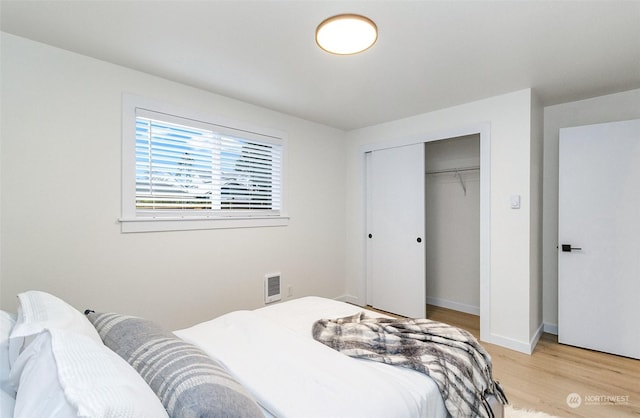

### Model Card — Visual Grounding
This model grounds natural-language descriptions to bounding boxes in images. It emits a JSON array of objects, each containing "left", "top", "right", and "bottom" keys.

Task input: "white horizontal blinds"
[
  {"left": 136, "top": 117, "right": 215, "bottom": 211},
  {"left": 135, "top": 111, "right": 281, "bottom": 216},
  {"left": 218, "top": 135, "right": 282, "bottom": 211}
]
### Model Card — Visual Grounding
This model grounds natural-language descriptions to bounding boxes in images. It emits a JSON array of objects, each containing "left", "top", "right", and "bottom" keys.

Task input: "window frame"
[{"left": 120, "top": 94, "right": 288, "bottom": 233}]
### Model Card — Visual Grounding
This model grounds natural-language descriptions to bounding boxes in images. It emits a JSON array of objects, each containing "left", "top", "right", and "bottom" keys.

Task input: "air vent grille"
[{"left": 264, "top": 273, "right": 281, "bottom": 303}]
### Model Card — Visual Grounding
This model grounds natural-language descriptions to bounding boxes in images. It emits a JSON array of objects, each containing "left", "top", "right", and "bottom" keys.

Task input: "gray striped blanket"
[{"left": 312, "top": 313, "right": 507, "bottom": 418}]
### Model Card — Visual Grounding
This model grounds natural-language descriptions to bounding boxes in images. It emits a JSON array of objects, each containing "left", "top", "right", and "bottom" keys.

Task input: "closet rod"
[{"left": 425, "top": 165, "right": 480, "bottom": 175}]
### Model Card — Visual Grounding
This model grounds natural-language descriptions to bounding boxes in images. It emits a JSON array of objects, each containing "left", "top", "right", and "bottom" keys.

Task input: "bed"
[
  {"left": 1, "top": 291, "right": 505, "bottom": 418},
  {"left": 176, "top": 296, "right": 448, "bottom": 418}
]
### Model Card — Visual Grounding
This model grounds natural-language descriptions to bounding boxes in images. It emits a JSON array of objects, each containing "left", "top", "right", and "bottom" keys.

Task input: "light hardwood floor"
[{"left": 426, "top": 305, "right": 640, "bottom": 417}]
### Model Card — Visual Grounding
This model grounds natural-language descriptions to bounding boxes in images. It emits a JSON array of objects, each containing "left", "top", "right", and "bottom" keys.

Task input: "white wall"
[
  {"left": 0, "top": 33, "right": 347, "bottom": 330},
  {"left": 345, "top": 89, "right": 543, "bottom": 353},
  {"left": 542, "top": 88, "right": 640, "bottom": 332},
  {"left": 425, "top": 135, "right": 480, "bottom": 314},
  {"left": 6, "top": 31, "right": 611, "bottom": 352}
]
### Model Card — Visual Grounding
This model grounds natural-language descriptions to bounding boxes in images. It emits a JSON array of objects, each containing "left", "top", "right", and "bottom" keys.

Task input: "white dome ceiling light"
[{"left": 316, "top": 14, "right": 378, "bottom": 55}]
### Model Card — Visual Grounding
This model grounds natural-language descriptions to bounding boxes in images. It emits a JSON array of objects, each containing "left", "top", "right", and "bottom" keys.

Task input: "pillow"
[
  {"left": 9, "top": 329, "right": 168, "bottom": 418},
  {"left": 0, "top": 310, "right": 16, "bottom": 397},
  {"left": 87, "top": 312, "right": 263, "bottom": 418},
  {"left": 9, "top": 291, "right": 102, "bottom": 366},
  {"left": 0, "top": 388, "right": 15, "bottom": 418}
]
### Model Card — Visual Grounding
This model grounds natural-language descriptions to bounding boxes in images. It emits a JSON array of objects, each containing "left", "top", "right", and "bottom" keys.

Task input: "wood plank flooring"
[{"left": 426, "top": 305, "right": 640, "bottom": 417}]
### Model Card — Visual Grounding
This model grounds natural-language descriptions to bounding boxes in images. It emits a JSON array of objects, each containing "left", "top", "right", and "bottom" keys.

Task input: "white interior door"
[
  {"left": 367, "top": 143, "right": 425, "bottom": 318},
  {"left": 558, "top": 118, "right": 640, "bottom": 359}
]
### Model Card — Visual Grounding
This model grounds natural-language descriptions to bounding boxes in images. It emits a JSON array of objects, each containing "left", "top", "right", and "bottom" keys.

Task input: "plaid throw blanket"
[{"left": 312, "top": 313, "right": 507, "bottom": 418}]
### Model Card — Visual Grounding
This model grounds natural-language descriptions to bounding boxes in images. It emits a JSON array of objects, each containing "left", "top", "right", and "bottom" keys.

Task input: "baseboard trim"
[
  {"left": 543, "top": 322, "right": 558, "bottom": 335},
  {"left": 426, "top": 297, "right": 480, "bottom": 316},
  {"left": 482, "top": 323, "right": 543, "bottom": 355},
  {"left": 530, "top": 323, "right": 544, "bottom": 353},
  {"left": 335, "top": 294, "right": 360, "bottom": 305},
  {"left": 484, "top": 333, "right": 533, "bottom": 355}
]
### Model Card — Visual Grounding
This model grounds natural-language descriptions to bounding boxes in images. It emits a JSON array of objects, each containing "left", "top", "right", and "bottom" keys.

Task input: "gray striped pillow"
[{"left": 86, "top": 312, "right": 263, "bottom": 418}]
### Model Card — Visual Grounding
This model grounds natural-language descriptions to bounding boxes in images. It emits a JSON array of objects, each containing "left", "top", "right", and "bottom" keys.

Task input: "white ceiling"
[{"left": 1, "top": 1, "right": 639, "bottom": 130}]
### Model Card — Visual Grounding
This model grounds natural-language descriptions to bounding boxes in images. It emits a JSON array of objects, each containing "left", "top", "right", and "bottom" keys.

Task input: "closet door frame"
[{"left": 361, "top": 123, "right": 491, "bottom": 341}]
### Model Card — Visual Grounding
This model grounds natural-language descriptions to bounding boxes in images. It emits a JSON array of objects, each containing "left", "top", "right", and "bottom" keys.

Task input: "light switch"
[{"left": 510, "top": 195, "right": 521, "bottom": 209}]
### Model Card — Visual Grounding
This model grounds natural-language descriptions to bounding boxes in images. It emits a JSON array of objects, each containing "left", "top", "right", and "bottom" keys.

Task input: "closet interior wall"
[{"left": 425, "top": 134, "right": 481, "bottom": 315}]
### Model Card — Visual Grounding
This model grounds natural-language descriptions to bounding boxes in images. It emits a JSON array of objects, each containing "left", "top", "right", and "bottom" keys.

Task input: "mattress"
[{"left": 174, "top": 296, "right": 447, "bottom": 418}]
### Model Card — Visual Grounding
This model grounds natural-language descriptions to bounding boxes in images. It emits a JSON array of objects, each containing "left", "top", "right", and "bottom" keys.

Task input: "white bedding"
[{"left": 174, "top": 296, "right": 446, "bottom": 418}]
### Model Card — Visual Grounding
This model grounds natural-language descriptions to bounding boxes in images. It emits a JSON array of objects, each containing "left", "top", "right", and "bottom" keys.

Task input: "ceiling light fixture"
[{"left": 316, "top": 14, "right": 378, "bottom": 55}]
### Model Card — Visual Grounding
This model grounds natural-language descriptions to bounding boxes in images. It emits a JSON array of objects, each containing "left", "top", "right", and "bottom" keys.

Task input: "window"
[{"left": 121, "top": 96, "right": 287, "bottom": 232}]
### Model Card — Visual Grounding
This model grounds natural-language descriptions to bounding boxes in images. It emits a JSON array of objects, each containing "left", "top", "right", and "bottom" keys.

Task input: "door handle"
[{"left": 561, "top": 244, "right": 582, "bottom": 252}]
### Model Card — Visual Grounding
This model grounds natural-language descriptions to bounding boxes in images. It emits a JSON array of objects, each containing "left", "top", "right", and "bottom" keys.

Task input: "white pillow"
[
  {"left": 9, "top": 291, "right": 102, "bottom": 366},
  {"left": 0, "top": 310, "right": 16, "bottom": 396},
  {"left": 10, "top": 329, "right": 169, "bottom": 418},
  {"left": 0, "top": 388, "right": 15, "bottom": 418}
]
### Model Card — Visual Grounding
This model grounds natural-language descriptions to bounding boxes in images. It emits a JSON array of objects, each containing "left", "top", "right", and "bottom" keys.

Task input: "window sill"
[{"left": 119, "top": 215, "right": 289, "bottom": 233}]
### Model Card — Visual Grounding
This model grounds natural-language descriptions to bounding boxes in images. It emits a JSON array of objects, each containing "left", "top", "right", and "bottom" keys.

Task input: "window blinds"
[{"left": 135, "top": 113, "right": 282, "bottom": 216}]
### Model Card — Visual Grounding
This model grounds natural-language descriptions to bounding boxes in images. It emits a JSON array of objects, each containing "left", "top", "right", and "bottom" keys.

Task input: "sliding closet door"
[{"left": 367, "top": 143, "right": 425, "bottom": 318}]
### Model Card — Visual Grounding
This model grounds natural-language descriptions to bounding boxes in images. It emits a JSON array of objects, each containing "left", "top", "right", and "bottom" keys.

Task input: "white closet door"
[
  {"left": 367, "top": 143, "right": 425, "bottom": 318},
  {"left": 558, "top": 118, "right": 640, "bottom": 359}
]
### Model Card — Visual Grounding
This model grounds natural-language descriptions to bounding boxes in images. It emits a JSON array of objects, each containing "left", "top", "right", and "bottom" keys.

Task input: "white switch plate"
[{"left": 510, "top": 195, "right": 521, "bottom": 209}]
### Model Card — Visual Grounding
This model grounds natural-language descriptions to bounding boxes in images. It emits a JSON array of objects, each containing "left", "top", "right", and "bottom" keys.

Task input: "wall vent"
[{"left": 264, "top": 273, "right": 282, "bottom": 303}]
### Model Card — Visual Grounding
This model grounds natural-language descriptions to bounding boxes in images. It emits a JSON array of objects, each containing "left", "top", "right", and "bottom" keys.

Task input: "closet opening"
[
  {"left": 363, "top": 123, "right": 490, "bottom": 341},
  {"left": 425, "top": 134, "right": 481, "bottom": 319}
]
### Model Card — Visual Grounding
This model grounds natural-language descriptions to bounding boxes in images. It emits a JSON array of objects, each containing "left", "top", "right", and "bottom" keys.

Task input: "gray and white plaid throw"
[{"left": 313, "top": 313, "right": 507, "bottom": 418}]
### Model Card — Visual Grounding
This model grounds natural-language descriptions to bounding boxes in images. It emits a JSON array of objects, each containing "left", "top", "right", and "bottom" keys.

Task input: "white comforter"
[{"left": 174, "top": 297, "right": 446, "bottom": 418}]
